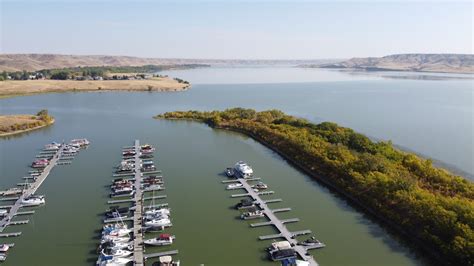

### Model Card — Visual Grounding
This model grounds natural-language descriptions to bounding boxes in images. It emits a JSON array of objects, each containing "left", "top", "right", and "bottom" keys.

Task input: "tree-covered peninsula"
[{"left": 155, "top": 108, "right": 473, "bottom": 266}]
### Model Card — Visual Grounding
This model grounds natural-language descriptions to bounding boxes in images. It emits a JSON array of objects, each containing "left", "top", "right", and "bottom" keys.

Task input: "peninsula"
[
  {"left": 0, "top": 65, "right": 192, "bottom": 98},
  {"left": 0, "top": 110, "right": 54, "bottom": 137},
  {"left": 155, "top": 108, "right": 473, "bottom": 266}
]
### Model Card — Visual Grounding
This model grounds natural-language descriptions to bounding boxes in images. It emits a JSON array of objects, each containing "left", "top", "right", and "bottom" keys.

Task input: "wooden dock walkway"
[
  {"left": 233, "top": 178, "right": 319, "bottom": 266},
  {"left": 0, "top": 146, "right": 64, "bottom": 233},
  {"left": 132, "top": 140, "right": 144, "bottom": 266}
]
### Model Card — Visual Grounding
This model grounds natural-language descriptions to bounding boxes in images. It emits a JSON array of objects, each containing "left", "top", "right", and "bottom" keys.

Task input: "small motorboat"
[
  {"left": 100, "top": 236, "right": 130, "bottom": 245},
  {"left": 252, "top": 182, "right": 268, "bottom": 190},
  {"left": 104, "top": 228, "right": 132, "bottom": 237},
  {"left": 144, "top": 217, "right": 171, "bottom": 228},
  {"left": 144, "top": 208, "right": 170, "bottom": 216},
  {"left": 101, "top": 241, "right": 133, "bottom": 252},
  {"left": 101, "top": 248, "right": 132, "bottom": 258},
  {"left": 241, "top": 210, "right": 265, "bottom": 220},
  {"left": 299, "top": 236, "right": 326, "bottom": 248},
  {"left": 235, "top": 199, "right": 255, "bottom": 209},
  {"left": 157, "top": 255, "right": 180, "bottom": 266},
  {"left": 142, "top": 184, "right": 163, "bottom": 191},
  {"left": 21, "top": 195, "right": 45, "bottom": 206},
  {"left": 0, "top": 253, "right": 6, "bottom": 262},
  {"left": 144, "top": 234, "right": 175, "bottom": 246},
  {"left": 225, "top": 167, "right": 234, "bottom": 177},
  {"left": 0, "top": 209, "right": 8, "bottom": 216},
  {"left": 97, "top": 256, "right": 132, "bottom": 266},
  {"left": 111, "top": 190, "right": 135, "bottom": 198},
  {"left": 226, "top": 183, "right": 243, "bottom": 190},
  {"left": 0, "top": 244, "right": 10, "bottom": 253},
  {"left": 70, "top": 138, "right": 90, "bottom": 147}
]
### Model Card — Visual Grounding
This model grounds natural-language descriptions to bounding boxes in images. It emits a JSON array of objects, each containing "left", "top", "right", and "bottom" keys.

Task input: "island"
[
  {"left": 302, "top": 54, "right": 474, "bottom": 74},
  {"left": 155, "top": 108, "right": 473, "bottom": 266},
  {"left": 0, "top": 110, "right": 54, "bottom": 137},
  {"left": 0, "top": 65, "right": 193, "bottom": 98}
]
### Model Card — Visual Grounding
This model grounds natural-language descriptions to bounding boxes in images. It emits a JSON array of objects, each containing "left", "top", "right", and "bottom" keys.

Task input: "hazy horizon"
[{"left": 1, "top": 1, "right": 472, "bottom": 59}]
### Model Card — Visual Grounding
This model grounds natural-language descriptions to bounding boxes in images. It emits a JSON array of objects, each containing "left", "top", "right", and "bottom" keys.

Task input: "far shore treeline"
[
  {"left": 155, "top": 108, "right": 473, "bottom": 266},
  {"left": 0, "top": 64, "right": 208, "bottom": 81}
]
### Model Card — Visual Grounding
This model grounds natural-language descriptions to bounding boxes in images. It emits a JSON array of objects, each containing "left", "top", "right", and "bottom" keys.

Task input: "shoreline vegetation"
[
  {"left": 155, "top": 108, "right": 473, "bottom": 266},
  {"left": 0, "top": 110, "right": 54, "bottom": 137}
]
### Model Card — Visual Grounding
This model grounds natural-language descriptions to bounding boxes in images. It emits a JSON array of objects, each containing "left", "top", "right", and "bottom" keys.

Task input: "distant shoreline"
[{"left": 0, "top": 77, "right": 190, "bottom": 99}]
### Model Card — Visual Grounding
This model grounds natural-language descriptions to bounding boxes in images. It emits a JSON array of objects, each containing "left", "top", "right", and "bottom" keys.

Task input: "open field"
[
  {"left": 0, "top": 114, "right": 55, "bottom": 136},
  {"left": 0, "top": 77, "right": 189, "bottom": 98}
]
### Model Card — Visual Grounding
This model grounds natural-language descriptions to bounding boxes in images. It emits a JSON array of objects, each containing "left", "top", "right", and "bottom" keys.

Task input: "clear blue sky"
[{"left": 0, "top": 0, "right": 472, "bottom": 59}]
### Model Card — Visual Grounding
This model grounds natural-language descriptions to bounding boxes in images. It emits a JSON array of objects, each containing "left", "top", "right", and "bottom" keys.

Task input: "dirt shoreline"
[{"left": 0, "top": 78, "right": 190, "bottom": 99}]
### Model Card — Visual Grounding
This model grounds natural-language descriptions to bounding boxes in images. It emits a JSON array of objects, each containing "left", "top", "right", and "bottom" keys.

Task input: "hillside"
[
  {"left": 305, "top": 54, "right": 474, "bottom": 74},
  {"left": 0, "top": 54, "right": 336, "bottom": 72}
]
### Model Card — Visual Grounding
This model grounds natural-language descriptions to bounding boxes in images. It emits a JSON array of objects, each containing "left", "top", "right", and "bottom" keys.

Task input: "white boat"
[
  {"left": 159, "top": 255, "right": 180, "bottom": 266},
  {"left": 98, "top": 257, "right": 132, "bottom": 266},
  {"left": 233, "top": 161, "right": 254, "bottom": 178},
  {"left": 100, "top": 236, "right": 130, "bottom": 244},
  {"left": 108, "top": 242, "right": 133, "bottom": 251},
  {"left": 0, "top": 253, "right": 6, "bottom": 262},
  {"left": 143, "top": 184, "right": 163, "bottom": 191},
  {"left": 226, "top": 183, "right": 243, "bottom": 190},
  {"left": 106, "top": 228, "right": 132, "bottom": 237},
  {"left": 0, "top": 209, "right": 8, "bottom": 216},
  {"left": 70, "top": 138, "right": 90, "bottom": 147},
  {"left": 144, "top": 217, "right": 171, "bottom": 228},
  {"left": 0, "top": 244, "right": 10, "bottom": 252},
  {"left": 144, "top": 208, "right": 170, "bottom": 216},
  {"left": 241, "top": 210, "right": 265, "bottom": 220},
  {"left": 101, "top": 249, "right": 132, "bottom": 258},
  {"left": 144, "top": 234, "right": 175, "bottom": 246},
  {"left": 21, "top": 195, "right": 45, "bottom": 206}
]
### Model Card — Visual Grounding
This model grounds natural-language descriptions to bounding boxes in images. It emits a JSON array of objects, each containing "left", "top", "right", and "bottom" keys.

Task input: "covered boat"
[
  {"left": 233, "top": 161, "right": 254, "bottom": 178},
  {"left": 21, "top": 195, "right": 45, "bottom": 206}
]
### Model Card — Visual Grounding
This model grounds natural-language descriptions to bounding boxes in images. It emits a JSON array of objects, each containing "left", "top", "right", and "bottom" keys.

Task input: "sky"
[{"left": 0, "top": 0, "right": 472, "bottom": 59}]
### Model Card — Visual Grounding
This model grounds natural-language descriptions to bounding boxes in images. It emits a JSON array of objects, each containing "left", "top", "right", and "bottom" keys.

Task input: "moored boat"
[
  {"left": 233, "top": 161, "right": 254, "bottom": 178},
  {"left": 226, "top": 183, "right": 243, "bottom": 190},
  {"left": 21, "top": 195, "right": 45, "bottom": 206},
  {"left": 241, "top": 209, "right": 265, "bottom": 220},
  {"left": 144, "top": 234, "right": 175, "bottom": 246},
  {"left": 225, "top": 167, "right": 234, "bottom": 177},
  {"left": 156, "top": 255, "right": 180, "bottom": 266}
]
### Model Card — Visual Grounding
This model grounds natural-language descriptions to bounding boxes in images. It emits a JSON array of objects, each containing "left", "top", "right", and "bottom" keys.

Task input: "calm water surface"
[{"left": 0, "top": 67, "right": 472, "bottom": 265}]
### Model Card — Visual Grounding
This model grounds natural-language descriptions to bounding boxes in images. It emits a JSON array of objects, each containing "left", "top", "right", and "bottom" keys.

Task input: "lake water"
[{"left": 0, "top": 67, "right": 472, "bottom": 265}]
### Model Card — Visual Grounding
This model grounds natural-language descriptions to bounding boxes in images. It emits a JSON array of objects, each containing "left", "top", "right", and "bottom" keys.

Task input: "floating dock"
[
  {"left": 132, "top": 140, "right": 145, "bottom": 266},
  {"left": 0, "top": 146, "right": 64, "bottom": 233},
  {"left": 228, "top": 177, "right": 320, "bottom": 266}
]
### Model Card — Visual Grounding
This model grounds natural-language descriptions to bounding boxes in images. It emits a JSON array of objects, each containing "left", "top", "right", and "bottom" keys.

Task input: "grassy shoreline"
[
  {"left": 0, "top": 77, "right": 190, "bottom": 99},
  {"left": 0, "top": 118, "right": 55, "bottom": 137},
  {"left": 0, "top": 111, "right": 55, "bottom": 137},
  {"left": 155, "top": 108, "right": 473, "bottom": 266}
]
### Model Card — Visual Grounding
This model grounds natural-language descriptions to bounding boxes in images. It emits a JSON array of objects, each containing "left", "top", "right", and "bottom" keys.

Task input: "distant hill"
[
  {"left": 0, "top": 54, "right": 336, "bottom": 72},
  {"left": 304, "top": 54, "right": 474, "bottom": 74}
]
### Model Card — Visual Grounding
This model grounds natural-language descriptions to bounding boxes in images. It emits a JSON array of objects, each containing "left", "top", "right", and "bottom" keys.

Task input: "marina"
[
  {"left": 0, "top": 139, "right": 89, "bottom": 262},
  {"left": 96, "top": 140, "right": 180, "bottom": 266},
  {"left": 223, "top": 161, "right": 325, "bottom": 266}
]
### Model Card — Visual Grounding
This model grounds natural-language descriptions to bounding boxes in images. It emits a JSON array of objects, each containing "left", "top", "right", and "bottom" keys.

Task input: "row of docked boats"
[
  {"left": 223, "top": 162, "right": 325, "bottom": 264},
  {"left": 97, "top": 143, "right": 180, "bottom": 266},
  {"left": 0, "top": 139, "right": 90, "bottom": 263}
]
